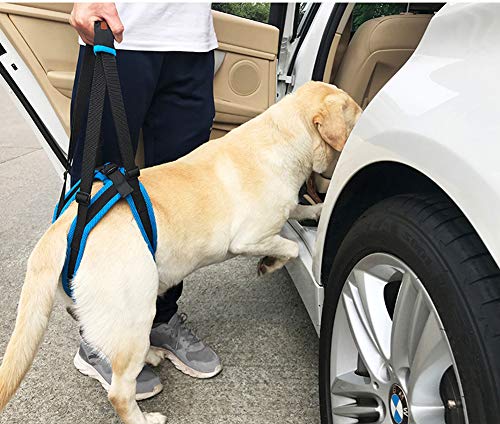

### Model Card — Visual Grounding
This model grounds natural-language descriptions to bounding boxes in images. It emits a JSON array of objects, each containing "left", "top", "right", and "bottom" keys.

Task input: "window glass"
[
  {"left": 296, "top": 3, "right": 314, "bottom": 37},
  {"left": 212, "top": 3, "right": 271, "bottom": 24},
  {"left": 352, "top": 3, "right": 407, "bottom": 31}
]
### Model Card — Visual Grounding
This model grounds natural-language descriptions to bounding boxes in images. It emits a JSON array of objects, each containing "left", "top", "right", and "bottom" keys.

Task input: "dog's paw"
[
  {"left": 144, "top": 412, "right": 167, "bottom": 424},
  {"left": 146, "top": 348, "right": 165, "bottom": 367},
  {"left": 311, "top": 203, "right": 323, "bottom": 220},
  {"left": 258, "top": 256, "right": 289, "bottom": 276},
  {"left": 258, "top": 256, "right": 277, "bottom": 276}
]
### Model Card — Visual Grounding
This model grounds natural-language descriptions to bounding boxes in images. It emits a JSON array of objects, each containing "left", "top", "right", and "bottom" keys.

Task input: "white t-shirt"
[{"left": 80, "top": 3, "right": 218, "bottom": 52}]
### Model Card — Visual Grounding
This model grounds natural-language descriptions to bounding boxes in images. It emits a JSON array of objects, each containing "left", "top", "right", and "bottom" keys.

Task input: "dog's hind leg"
[
  {"left": 72, "top": 220, "right": 165, "bottom": 423},
  {"left": 145, "top": 348, "right": 165, "bottom": 367},
  {"left": 109, "top": 350, "right": 166, "bottom": 424}
]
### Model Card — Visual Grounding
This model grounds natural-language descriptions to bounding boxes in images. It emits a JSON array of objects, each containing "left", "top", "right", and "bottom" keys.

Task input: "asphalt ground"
[{"left": 0, "top": 83, "right": 320, "bottom": 423}]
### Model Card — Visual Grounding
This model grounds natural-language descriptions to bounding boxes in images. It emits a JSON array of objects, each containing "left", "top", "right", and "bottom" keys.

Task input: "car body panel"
[
  {"left": 313, "top": 3, "right": 500, "bottom": 287},
  {"left": 282, "top": 221, "right": 323, "bottom": 333}
]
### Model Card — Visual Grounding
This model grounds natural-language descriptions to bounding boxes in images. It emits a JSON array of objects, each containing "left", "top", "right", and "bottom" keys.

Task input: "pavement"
[{"left": 0, "top": 83, "right": 320, "bottom": 424}]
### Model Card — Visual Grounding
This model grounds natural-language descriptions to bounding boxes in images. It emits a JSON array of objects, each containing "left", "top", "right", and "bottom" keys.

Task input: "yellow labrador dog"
[{"left": 0, "top": 81, "right": 361, "bottom": 423}]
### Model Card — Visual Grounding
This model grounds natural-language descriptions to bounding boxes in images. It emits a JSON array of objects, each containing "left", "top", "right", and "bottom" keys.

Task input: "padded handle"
[{"left": 94, "top": 21, "right": 115, "bottom": 48}]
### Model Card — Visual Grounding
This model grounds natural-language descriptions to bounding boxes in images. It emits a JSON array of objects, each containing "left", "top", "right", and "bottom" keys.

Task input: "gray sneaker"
[
  {"left": 74, "top": 340, "right": 163, "bottom": 401},
  {"left": 150, "top": 313, "right": 222, "bottom": 379}
]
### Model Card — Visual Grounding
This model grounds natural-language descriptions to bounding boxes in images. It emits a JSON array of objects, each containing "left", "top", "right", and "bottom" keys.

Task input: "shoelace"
[
  {"left": 88, "top": 352, "right": 101, "bottom": 365},
  {"left": 176, "top": 313, "right": 200, "bottom": 346}
]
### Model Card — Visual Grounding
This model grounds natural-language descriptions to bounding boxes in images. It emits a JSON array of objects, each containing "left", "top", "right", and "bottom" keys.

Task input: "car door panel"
[
  {"left": 211, "top": 11, "right": 278, "bottom": 138},
  {"left": 0, "top": 3, "right": 279, "bottom": 150},
  {"left": 0, "top": 3, "right": 76, "bottom": 134}
]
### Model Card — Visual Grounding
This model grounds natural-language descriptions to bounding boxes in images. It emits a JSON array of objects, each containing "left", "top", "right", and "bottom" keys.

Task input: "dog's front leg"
[
  {"left": 231, "top": 235, "right": 299, "bottom": 276},
  {"left": 289, "top": 203, "right": 323, "bottom": 221}
]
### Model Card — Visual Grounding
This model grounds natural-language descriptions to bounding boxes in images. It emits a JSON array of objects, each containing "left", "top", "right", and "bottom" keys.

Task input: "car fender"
[{"left": 314, "top": 3, "right": 500, "bottom": 283}]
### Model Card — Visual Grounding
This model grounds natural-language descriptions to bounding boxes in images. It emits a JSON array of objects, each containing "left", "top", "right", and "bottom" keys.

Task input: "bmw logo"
[{"left": 389, "top": 384, "right": 409, "bottom": 424}]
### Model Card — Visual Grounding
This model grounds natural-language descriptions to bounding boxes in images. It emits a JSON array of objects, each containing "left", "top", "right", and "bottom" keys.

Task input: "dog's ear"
[{"left": 312, "top": 93, "right": 361, "bottom": 152}]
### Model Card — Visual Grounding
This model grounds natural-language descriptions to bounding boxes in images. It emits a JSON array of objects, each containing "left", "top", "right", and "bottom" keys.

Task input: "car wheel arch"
[{"left": 319, "top": 161, "right": 457, "bottom": 286}]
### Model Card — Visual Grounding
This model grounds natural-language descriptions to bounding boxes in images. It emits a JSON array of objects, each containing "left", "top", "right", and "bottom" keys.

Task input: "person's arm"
[{"left": 70, "top": 2, "right": 124, "bottom": 45}]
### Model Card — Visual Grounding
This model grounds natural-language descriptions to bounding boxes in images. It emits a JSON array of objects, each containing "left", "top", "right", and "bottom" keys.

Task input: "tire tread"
[
  {"left": 320, "top": 192, "right": 500, "bottom": 424},
  {"left": 379, "top": 194, "right": 500, "bottom": 403}
]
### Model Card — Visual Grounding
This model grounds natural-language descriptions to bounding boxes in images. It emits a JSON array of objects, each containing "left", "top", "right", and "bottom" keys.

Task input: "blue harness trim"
[
  {"left": 93, "top": 45, "right": 116, "bottom": 56},
  {"left": 53, "top": 167, "right": 156, "bottom": 298}
]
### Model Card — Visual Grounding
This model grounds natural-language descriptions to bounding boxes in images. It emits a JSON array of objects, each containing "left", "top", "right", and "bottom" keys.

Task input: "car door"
[{"left": 0, "top": 2, "right": 279, "bottom": 173}]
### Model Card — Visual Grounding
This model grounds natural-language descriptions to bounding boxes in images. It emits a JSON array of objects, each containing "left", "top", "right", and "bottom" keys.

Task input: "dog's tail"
[{"left": 0, "top": 222, "right": 67, "bottom": 410}]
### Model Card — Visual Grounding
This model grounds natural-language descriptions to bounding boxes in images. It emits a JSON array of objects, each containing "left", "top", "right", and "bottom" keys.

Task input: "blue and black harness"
[{"left": 53, "top": 22, "right": 156, "bottom": 298}]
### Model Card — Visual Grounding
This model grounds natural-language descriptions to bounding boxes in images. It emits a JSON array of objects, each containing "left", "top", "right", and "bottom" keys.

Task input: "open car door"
[{"left": 0, "top": 3, "right": 279, "bottom": 174}]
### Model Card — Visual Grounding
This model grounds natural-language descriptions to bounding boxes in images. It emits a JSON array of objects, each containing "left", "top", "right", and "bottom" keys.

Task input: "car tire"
[{"left": 319, "top": 193, "right": 500, "bottom": 424}]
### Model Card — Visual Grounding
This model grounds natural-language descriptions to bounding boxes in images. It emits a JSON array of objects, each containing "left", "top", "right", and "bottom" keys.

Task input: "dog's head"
[{"left": 296, "top": 82, "right": 362, "bottom": 173}]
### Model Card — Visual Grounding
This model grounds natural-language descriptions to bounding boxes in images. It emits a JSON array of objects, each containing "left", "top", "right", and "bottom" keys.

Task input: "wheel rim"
[{"left": 330, "top": 253, "right": 468, "bottom": 424}]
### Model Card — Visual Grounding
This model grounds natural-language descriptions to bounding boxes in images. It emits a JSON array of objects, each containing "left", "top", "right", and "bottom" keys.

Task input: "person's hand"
[{"left": 70, "top": 3, "right": 124, "bottom": 45}]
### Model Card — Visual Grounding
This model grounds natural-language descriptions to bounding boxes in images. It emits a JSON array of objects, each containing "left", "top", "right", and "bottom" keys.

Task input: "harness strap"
[
  {"left": 99, "top": 52, "right": 155, "bottom": 246},
  {"left": 67, "top": 49, "right": 108, "bottom": 283},
  {"left": 57, "top": 168, "right": 157, "bottom": 297},
  {"left": 62, "top": 177, "right": 120, "bottom": 297},
  {"left": 102, "top": 163, "right": 133, "bottom": 197},
  {"left": 55, "top": 47, "right": 95, "bottom": 218},
  {"left": 54, "top": 21, "right": 156, "bottom": 295}
]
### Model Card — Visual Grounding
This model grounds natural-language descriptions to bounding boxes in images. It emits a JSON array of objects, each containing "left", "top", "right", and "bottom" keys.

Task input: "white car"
[{"left": 0, "top": 3, "right": 498, "bottom": 424}]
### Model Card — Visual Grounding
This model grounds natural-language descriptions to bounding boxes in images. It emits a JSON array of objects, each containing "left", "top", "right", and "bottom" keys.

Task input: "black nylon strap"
[
  {"left": 67, "top": 54, "right": 107, "bottom": 280},
  {"left": 128, "top": 178, "right": 154, "bottom": 244},
  {"left": 103, "top": 164, "right": 134, "bottom": 198},
  {"left": 87, "top": 185, "right": 118, "bottom": 223},
  {"left": 55, "top": 177, "right": 81, "bottom": 219},
  {"left": 55, "top": 46, "right": 95, "bottom": 218},
  {"left": 100, "top": 52, "right": 154, "bottom": 246},
  {"left": 69, "top": 47, "right": 95, "bottom": 169},
  {"left": 68, "top": 182, "right": 118, "bottom": 282},
  {"left": 65, "top": 21, "right": 155, "bottom": 283},
  {"left": 100, "top": 54, "right": 136, "bottom": 173}
]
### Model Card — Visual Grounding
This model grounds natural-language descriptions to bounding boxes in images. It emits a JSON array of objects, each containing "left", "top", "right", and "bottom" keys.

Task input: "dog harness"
[{"left": 53, "top": 22, "right": 157, "bottom": 298}]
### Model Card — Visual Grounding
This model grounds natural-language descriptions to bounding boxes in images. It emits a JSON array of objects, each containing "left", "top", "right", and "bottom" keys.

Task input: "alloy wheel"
[{"left": 329, "top": 253, "right": 467, "bottom": 424}]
